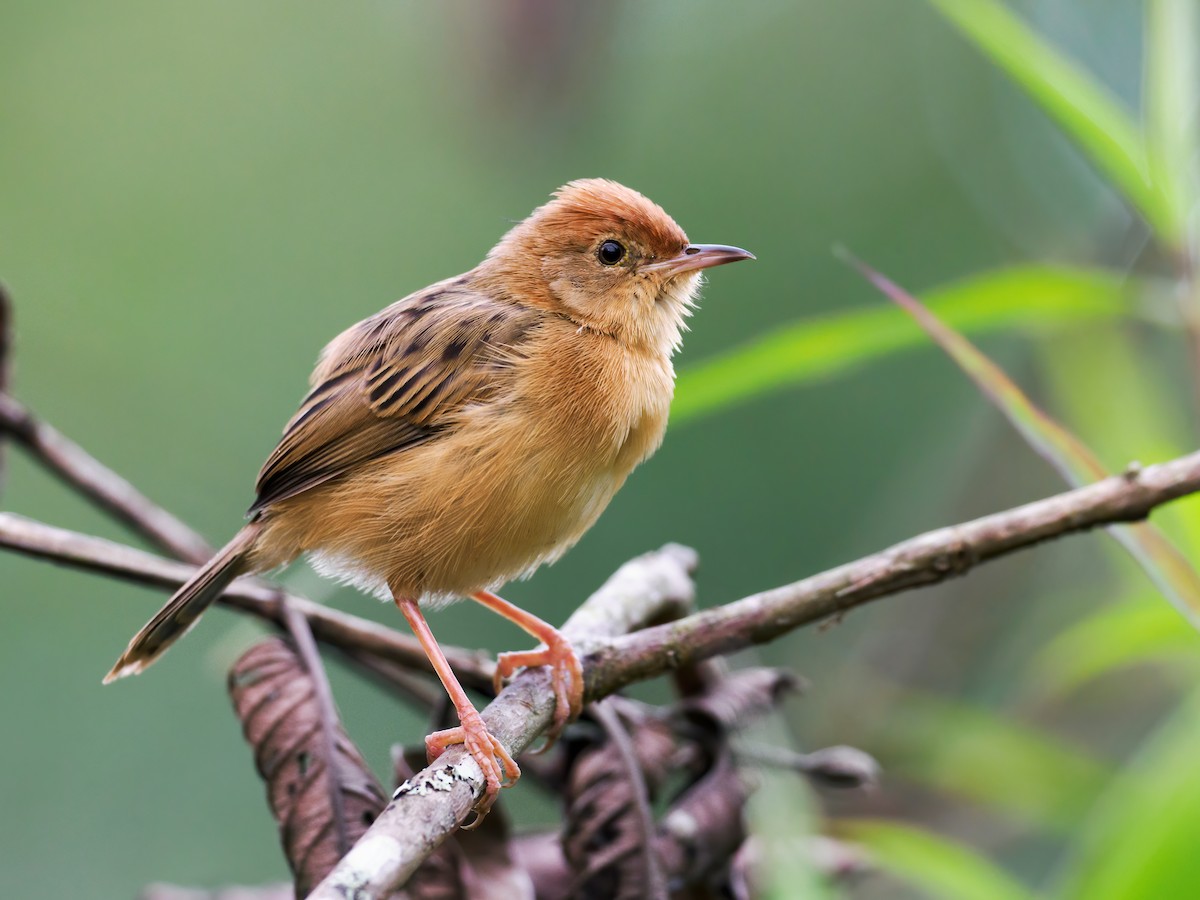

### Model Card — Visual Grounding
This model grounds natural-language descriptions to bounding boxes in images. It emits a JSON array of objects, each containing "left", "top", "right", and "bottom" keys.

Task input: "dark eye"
[{"left": 597, "top": 239, "right": 626, "bottom": 266}]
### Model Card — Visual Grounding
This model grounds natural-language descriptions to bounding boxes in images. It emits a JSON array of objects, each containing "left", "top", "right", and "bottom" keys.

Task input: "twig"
[
  {"left": 0, "top": 512, "right": 495, "bottom": 692},
  {"left": 736, "top": 743, "right": 880, "bottom": 790},
  {"left": 586, "top": 451, "right": 1200, "bottom": 697},
  {"left": 334, "top": 645, "right": 444, "bottom": 709},
  {"left": 0, "top": 393, "right": 213, "bottom": 562},
  {"left": 311, "top": 450, "right": 1200, "bottom": 899}
]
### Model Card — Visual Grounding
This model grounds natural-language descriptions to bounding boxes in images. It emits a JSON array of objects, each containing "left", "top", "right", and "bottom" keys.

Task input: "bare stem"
[
  {"left": 0, "top": 393, "right": 212, "bottom": 562},
  {"left": 587, "top": 452, "right": 1200, "bottom": 696},
  {"left": 0, "top": 512, "right": 495, "bottom": 692}
]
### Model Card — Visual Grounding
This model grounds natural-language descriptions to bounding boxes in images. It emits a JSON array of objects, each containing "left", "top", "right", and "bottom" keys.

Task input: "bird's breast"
[
  {"left": 527, "top": 329, "right": 674, "bottom": 476},
  {"left": 258, "top": 327, "right": 676, "bottom": 602}
]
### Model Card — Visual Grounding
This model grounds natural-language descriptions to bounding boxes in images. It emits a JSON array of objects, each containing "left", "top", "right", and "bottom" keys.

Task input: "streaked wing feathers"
[{"left": 250, "top": 284, "right": 537, "bottom": 514}]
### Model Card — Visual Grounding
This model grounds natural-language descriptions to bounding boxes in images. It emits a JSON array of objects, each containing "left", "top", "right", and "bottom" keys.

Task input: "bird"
[{"left": 104, "top": 178, "right": 753, "bottom": 822}]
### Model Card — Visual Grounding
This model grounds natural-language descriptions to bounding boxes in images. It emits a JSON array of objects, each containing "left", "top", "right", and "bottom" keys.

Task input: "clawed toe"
[
  {"left": 425, "top": 716, "right": 520, "bottom": 828},
  {"left": 494, "top": 636, "right": 583, "bottom": 753}
]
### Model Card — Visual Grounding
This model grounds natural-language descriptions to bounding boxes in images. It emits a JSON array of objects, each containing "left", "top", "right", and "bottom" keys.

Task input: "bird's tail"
[{"left": 103, "top": 524, "right": 261, "bottom": 684}]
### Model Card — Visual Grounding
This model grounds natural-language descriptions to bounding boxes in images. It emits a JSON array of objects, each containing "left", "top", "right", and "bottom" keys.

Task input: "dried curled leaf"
[
  {"left": 656, "top": 754, "right": 748, "bottom": 889},
  {"left": 563, "top": 702, "right": 676, "bottom": 900},
  {"left": 681, "top": 667, "right": 802, "bottom": 733},
  {"left": 228, "top": 638, "right": 387, "bottom": 898}
]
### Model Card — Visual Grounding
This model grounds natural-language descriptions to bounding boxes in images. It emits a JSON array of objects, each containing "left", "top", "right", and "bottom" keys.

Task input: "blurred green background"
[{"left": 3, "top": 1, "right": 1199, "bottom": 897}]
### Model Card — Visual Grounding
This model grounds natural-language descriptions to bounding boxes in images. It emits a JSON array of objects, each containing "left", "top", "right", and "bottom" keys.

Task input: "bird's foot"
[
  {"left": 425, "top": 711, "right": 520, "bottom": 829},
  {"left": 493, "top": 631, "right": 584, "bottom": 752}
]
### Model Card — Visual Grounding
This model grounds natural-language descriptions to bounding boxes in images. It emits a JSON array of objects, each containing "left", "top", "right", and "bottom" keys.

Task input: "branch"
[
  {"left": 587, "top": 451, "right": 1200, "bottom": 696},
  {"left": 0, "top": 392, "right": 213, "bottom": 562},
  {"left": 311, "top": 450, "right": 1200, "bottom": 899},
  {"left": 0, "top": 512, "right": 495, "bottom": 692}
]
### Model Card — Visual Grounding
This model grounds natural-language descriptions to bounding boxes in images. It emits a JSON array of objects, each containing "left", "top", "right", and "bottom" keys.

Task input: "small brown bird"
[{"left": 105, "top": 179, "right": 752, "bottom": 819}]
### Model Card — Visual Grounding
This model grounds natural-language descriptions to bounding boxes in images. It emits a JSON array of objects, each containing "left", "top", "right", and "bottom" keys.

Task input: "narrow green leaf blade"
[
  {"left": 849, "top": 256, "right": 1200, "bottom": 627},
  {"left": 672, "top": 265, "right": 1127, "bottom": 424},
  {"left": 1054, "top": 688, "right": 1200, "bottom": 900},
  {"left": 1032, "top": 595, "right": 1200, "bottom": 698},
  {"left": 926, "top": 0, "right": 1173, "bottom": 242},
  {"left": 880, "top": 694, "right": 1109, "bottom": 831},
  {"left": 1145, "top": 0, "right": 1199, "bottom": 249},
  {"left": 841, "top": 819, "right": 1035, "bottom": 900}
]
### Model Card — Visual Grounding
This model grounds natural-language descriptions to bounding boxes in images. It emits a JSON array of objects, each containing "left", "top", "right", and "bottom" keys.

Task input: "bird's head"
[{"left": 477, "top": 179, "right": 753, "bottom": 353}]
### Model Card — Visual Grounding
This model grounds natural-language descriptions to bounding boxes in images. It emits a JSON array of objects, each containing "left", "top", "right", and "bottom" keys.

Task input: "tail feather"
[{"left": 104, "top": 525, "right": 260, "bottom": 683}]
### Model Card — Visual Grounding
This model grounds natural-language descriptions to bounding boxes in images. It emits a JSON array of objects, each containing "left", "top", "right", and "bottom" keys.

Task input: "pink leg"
[
  {"left": 393, "top": 594, "right": 519, "bottom": 828},
  {"left": 470, "top": 590, "right": 584, "bottom": 751}
]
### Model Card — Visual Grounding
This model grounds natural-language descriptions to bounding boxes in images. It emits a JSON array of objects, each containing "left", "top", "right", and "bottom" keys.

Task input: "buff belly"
[{"left": 252, "top": 406, "right": 634, "bottom": 607}]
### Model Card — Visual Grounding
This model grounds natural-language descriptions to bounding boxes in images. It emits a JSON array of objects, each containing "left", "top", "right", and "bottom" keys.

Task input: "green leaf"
[
  {"left": 881, "top": 694, "right": 1109, "bottom": 831},
  {"left": 672, "top": 265, "right": 1128, "bottom": 424},
  {"left": 1145, "top": 0, "right": 1199, "bottom": 251},
  {"left": 1031, "top": 595, "right": 1200, "bottom": 698},
  {"left": 850, "top": 256, "right": 1200, "bottom": 628},
  {"left": 840, "top": 819, "right": 1035, "bottom": 900},
  {"left": 926, "top": 0, "right": 1175, "bottom": 243},
  {"left": 1053, "top": 688, "right": 1200, "bottom": 900}
]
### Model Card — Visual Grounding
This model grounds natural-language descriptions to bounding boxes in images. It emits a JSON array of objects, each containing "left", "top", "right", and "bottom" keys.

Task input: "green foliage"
[
  {"left": 926, "top": 0, "right": 1176, "bottom": 245},
  {"left": 825, "top": 3, "right": 1200, "bottom": 897},
  {"left": 1145, "top": 0, "right": 1200, "bottom": 247},
  {"left": 673, "top": 265, "right": 1128, "bottom": 424},
  {"left": 1052, "top": 689, "right": 1200, "bottom": 899},
  {"left": 880, "top": 694, "right": 1109, "bottom": 832},
  {"left": 840, "top": 819, "right": 1036, "bottom": 900},
  {"left": 1031, "top": 595, "right": 1200, "bottom": 699},
  {"left": 850, "top": 257, "right": 1200, "bottom": 627}
]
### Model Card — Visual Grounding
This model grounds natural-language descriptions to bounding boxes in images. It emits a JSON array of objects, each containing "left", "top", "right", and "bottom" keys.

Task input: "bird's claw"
[
  {"left": 493, "top": 634, "right": 584, "bottom": 753},
  {"left": 425, "top": 713, "right": 520, "bottom": 829}
]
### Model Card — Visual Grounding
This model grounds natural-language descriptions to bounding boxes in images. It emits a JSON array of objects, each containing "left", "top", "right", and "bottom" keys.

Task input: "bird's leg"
[
  {"left": 393, "top": 594, "right": 519, "bottom": 828},
  {"left": 470, "top": 589, "right": 584, "bottom": 751}
]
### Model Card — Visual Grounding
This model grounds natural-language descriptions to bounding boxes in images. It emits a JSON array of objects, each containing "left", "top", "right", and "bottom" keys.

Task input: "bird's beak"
[{"left": 641, "top": 243, "right": 755, "bottom": 277}]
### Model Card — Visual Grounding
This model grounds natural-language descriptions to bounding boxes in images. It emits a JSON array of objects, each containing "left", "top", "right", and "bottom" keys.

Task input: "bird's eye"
[{"left": 597, "top": 240, "right": 626, "bottom": 266}]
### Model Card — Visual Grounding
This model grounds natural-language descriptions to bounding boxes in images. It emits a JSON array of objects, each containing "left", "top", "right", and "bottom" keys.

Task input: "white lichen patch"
[{"left": 392, "top": 765, "right": 466, "bottom": 799}]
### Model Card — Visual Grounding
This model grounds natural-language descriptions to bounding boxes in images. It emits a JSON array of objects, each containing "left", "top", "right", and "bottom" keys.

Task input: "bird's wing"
[{"left": 249, "top": 282, "right": 540, "bottom": 514}]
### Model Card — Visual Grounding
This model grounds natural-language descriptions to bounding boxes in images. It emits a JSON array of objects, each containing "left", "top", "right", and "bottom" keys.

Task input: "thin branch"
[
  {"left": 0, "top": 512, "right": 495, "bottom": 692},
  {"left": 334, "top": 645, "right": 445, "bottom": 709},
  {"left": 587, "top": 451, "right": 1200, "bottom": 697},
  {"left": 311, "top": 450, "right": 1200, "bottom": 899},
  {"left": 0, "top": 393, "right": 213, "bottom": 562},
  {"left": 736, "top": 743, "right": 880, "bottom": 790}
]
